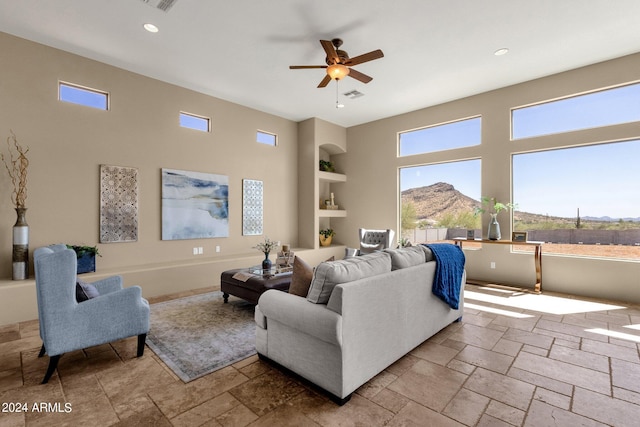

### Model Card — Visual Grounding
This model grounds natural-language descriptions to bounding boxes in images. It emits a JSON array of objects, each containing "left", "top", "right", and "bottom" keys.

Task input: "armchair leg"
[
  {"left": 137, "top": 333, "right": 147, "bottom": 357},
  {"left": 42, "top": 355, "right": 61, "bottom": 384},
  {"left": 38, "top": 344, "right": 46, "bottom": 358}
]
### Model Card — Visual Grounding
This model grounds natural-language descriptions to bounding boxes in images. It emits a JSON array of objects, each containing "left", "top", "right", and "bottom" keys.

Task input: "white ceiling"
[{"left": 1, "top": 0, "right": 640, "bottom": 128}]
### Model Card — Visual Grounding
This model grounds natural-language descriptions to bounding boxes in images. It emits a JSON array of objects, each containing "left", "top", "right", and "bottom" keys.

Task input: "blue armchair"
[{"left": 34, "top": 244, "right": 150, "bottom": 384}]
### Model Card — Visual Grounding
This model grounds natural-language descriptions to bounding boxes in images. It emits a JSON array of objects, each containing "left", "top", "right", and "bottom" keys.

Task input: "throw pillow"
[
  {"left": 421, "top": 245, "right": 435, "bottom": 262},
  {"left": 307, "top": 251, "right": 392, "bottom": 304},
  {"left": 384, "top": 246, "right": 426, "bottom": 270},
  {"left": 288, "top": 255, "right": 337, "bottom": 297},
  {"left": 288, "top": 256, "right": 314, "bottom": 297},
  {"left": 76, "top": 280, "right": 100, "bottom": 303}
]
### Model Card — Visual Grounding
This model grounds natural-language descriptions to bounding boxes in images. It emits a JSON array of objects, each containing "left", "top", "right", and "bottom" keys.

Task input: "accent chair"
[
  {"left": 359, "top": 228, "right": 395, "bottom": 254},
  {"left": 33, "top": 244, "right": 150, "bottom": 384}
]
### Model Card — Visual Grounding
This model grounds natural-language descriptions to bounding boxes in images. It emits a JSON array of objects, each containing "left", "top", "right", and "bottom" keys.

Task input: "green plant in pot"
[
  {"left": 319, "top": 228, "right": 335, "bottom": 246},
  {"left": 319, "top": 160, "right": 335, "bottom": 172},
  {"left": 66, "top": 244, "right": 101, "bottom": 274},
  {"left": 473, "top": 197, "right": 517, "bottom": 240}
]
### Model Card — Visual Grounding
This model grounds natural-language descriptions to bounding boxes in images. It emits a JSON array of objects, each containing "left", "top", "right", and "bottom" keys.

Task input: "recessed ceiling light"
[
  {"left": 143, "top": 23, "right": 159, "bottom": 33},
  {"left": 494, "top": 48, "right": 509, "bottom": 56}
]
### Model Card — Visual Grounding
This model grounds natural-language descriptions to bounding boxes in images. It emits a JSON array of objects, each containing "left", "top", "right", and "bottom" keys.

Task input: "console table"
[{"left": 454, "top": 239, "right": 543, "bottom": 293}]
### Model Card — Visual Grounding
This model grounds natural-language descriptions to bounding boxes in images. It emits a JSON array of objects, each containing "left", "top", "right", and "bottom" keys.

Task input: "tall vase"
[
  {"left": 487, "top": 213, "right": 501, "bottom": 241},
  {"left": 261, "top": 252, "right": 272, "bottom": 272},
  {"left": 13, "top": 207, "right": 29, "bottom": 280}
]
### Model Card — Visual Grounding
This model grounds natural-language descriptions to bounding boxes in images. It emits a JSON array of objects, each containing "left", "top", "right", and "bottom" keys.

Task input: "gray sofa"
[{"left": 255, "top": 246, "right": 465, "bottom": 404}]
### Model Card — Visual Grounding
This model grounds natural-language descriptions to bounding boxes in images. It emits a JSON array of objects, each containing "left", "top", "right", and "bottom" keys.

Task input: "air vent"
[
  {"left": 140, "top": 0, "right": 177, "bottom": 12},
  {"left": 343, "top": 90, "right": 364, "bottom": 99}
]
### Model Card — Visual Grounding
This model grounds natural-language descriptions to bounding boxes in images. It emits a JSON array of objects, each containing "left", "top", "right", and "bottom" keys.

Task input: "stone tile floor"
[{"left": 1, "top": 284, "right": 640, "bottom": 426}]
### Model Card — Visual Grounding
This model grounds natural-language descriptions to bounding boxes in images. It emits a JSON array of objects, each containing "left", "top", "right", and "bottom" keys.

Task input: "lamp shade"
[{"left": 327, "top": 64, "right": 350, "bottom": 80}]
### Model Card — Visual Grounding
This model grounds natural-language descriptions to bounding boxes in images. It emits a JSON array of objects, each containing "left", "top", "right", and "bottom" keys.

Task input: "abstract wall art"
[
  {"left": 100, "top": 165, "right": 139, "bottom": 243},
  {"left": 161, "top": 168, "right": 229, "bottom": 240},
  {"left": 242, "top": 179, "right": 263, "bottom": 235}
]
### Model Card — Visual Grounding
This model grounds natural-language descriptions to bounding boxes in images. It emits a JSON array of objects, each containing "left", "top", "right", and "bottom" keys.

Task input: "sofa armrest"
[{"left": 257, "top": 290, "right": 342, "bottom": 346}]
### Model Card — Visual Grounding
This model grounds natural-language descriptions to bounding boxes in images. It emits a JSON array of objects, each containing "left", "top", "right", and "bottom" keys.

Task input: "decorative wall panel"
[
  {"left": 100, "top": 165, "right": 138, "bottom": 243},
  {"left": 242, "top": 179, "right": 263, "bottom": 235}
]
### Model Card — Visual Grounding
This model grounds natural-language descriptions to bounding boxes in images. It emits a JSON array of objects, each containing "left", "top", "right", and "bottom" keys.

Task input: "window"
[
  {"left": 179, "top": 112, "right": 210, "bottom": 132},
  {"left": 257, "top": 130, "right": 277, "bottom": 146},
  {"left": 58, "top": 82, "right": 108, "bottom": 110},
  {"left": 512, "top": 82, "right": 640, "bottom": 139},
  {"left": 512, "top": 140, "right": 640, "bottom": 260},
  {"left": 399, "top": 159, "right": 481, "bottom": 244},
  {"left": 399, "top": 117, "right": 481, "bottom": 157}
]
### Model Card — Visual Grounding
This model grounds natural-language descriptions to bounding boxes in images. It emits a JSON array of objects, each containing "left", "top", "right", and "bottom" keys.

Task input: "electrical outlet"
[
  {"left": 216, "top": 246, "right": 221, "bottom": 253},
  {"left": 198, "top": 247, "right": 203, "bottom": 255},
  {"left": 193, "top": 247, "right": 198, "bottom": 255},
  {"left": 490, "top": 262, "right": 496, "bottom": 269}
]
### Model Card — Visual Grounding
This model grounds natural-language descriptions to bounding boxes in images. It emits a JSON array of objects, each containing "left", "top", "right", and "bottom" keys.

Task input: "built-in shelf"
[
  {"left": 318, "top": 171, "right": 347, "bottom": 183},
  {"left": 319, "top": 209, "right": 347, "bottom": 218}
]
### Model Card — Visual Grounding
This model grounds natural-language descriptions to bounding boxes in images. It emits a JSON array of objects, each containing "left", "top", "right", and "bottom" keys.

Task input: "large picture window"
[
  {"left": 399, "top": 117, "right": 481, "bottom": 157},
  {"left": 512, "top": 140, "right": 640, "bottom": 260},
  {"left": 512, "top": 82, "right": 640, "bottom": 139},
  {"left": 399, "top": 159, "right": 481, "bottom": 245}
]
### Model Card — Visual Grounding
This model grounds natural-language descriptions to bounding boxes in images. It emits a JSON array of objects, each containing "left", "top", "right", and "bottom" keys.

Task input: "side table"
[{"left": 454, "top": 238, "right": 542, "bottom": 293}]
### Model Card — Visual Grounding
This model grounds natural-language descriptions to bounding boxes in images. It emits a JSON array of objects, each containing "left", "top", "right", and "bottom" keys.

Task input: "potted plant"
[
  {"left": 253, "top": 236, "right": 279, "bottom": 271},
  {"left": 319, "top": 160, "right": 335, "bottom": 172},
  {"left": 319, "top": 228, "right": 335, "bottom": 246},
  {"left": 67, "top": 245, "right": 101, "bottom": 274},
  {"left": 473, "top": 197, "right": 517, "bottom": 240}
]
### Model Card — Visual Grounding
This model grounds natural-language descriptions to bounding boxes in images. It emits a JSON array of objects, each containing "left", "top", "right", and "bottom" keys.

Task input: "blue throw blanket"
[{"left": 422, "top": 243, "right": 465, "bottom": 309}]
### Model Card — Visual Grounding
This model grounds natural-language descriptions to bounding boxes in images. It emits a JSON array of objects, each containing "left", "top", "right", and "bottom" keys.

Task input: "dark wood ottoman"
[{"left": 220, "top": 268, "right": 292, "bottom": 305}]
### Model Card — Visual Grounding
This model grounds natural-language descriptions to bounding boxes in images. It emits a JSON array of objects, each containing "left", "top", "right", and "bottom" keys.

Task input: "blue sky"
[{"left": 399, "top": 83, "right": 640, "bottom": 219}]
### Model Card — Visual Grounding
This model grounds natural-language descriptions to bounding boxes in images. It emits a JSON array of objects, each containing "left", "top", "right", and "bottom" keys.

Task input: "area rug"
[{"left": 146, "top": 291, "right": 256, "bottom": 382}]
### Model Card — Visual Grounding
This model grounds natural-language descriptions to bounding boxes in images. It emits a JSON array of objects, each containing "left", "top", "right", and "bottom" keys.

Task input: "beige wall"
[
  {"left": 1, "top": 30, "right": 639, "bottom": 325},
  {"left": 341, "top": 52, "right": 640, "bottom": 304},
  {"left": 0, "top": 32, "right": 319, "bottom": 324}
]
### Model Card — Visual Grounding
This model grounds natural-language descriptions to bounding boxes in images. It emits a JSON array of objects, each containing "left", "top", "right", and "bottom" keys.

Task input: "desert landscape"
[{"left": 402, "top": 182, "right": 640, "bottom": 260}]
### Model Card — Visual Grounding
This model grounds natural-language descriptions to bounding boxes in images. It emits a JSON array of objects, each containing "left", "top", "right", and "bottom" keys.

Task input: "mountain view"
[{"left": 401, "top": 182, "right": 640, "bottom": 230}]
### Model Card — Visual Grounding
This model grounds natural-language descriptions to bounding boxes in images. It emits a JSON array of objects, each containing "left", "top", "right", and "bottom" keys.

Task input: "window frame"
[
  {"left": 256, "top": 130, "right": 277, "bottom": 147},
  {"left": 179, "top": 111, "right": 211, "bottom": 132},
  {"left": 510, "top": 138, "right": 640, "bottom": 261},
  {"left": 398, "top": 115, "right": 482, "bottom": 157},
  {"left": 511, "top": 81, "right": 640, "bottom": 140},
  {"left": 58, "top": 81, "right": 109, "bottom": 110}
]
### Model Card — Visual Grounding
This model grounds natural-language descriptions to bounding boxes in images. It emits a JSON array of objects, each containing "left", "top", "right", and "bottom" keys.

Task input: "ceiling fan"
[{"left": 290, "top": 38, "right": 384, "bottom": 88}]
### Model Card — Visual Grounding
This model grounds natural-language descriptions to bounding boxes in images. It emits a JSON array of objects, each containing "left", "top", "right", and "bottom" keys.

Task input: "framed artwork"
[
  {"left": 242, "top": 179, "right": 263, "bottom": 235},
  {"left": 162, "top": 168, "right": 229, "bottom": 240},
  {"left": 466, "top": 229, "right": 475, "bottom": 240},
  {"left": 100, "top": 165, "right": 138, "bottom": 243},
  {"left": 512, "top": 231, "right": 528, "bottom": 242}
]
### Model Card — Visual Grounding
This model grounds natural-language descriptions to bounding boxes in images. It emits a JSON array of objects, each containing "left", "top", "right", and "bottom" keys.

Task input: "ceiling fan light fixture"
[{"left": 327, "top": 64, "right": 350, "bottom": 80}]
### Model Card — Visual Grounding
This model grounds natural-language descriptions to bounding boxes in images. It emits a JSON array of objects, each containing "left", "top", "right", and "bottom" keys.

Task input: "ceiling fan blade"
[
  {"left": 317, "top": 74, "right": 332, "bottom": 88},
  {"left": 320, "top": 40, "right": 339, "bottom": 64},
  {"left": 346, "top": 49, "right": 384, "bottom": 66},
  {"left": 290, "top": 65, "right": 328, "bottom": 69},
  {"left": 348, "top": 68, "right": 373, "bottom": 84}
]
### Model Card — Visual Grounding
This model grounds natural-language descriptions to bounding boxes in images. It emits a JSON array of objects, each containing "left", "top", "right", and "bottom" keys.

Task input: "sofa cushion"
[
  {"left": 384, "top": 246, "right": 426, "bottom": 270},
  {"left": 288, "top": 256, "right": 314, "bottom": 297},
  {"left": 307, "top": 251, "right": 392, "bottom": 304},
  {"left": 421, "top": 245, "right": 435, "bottom": 262}
]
